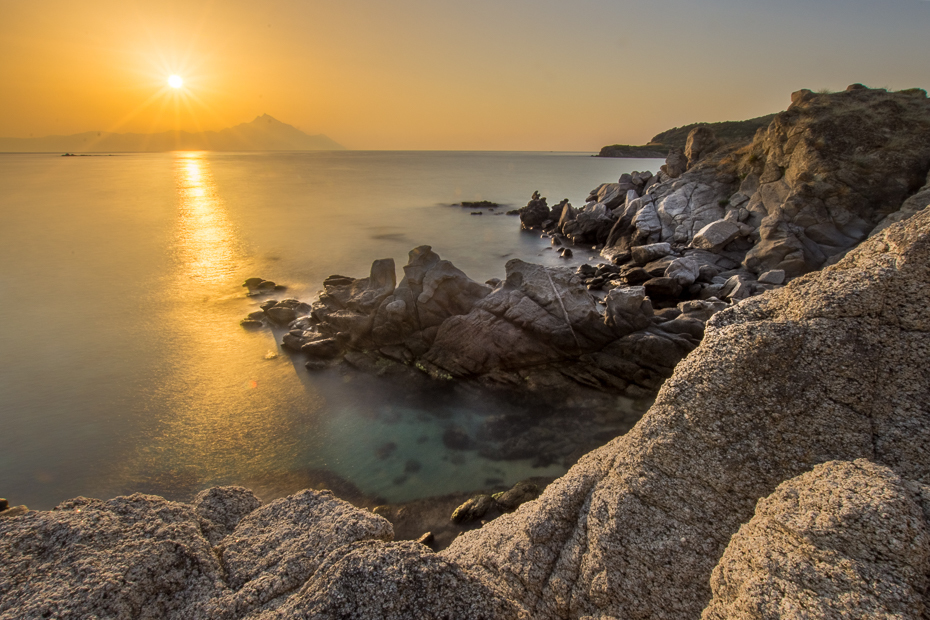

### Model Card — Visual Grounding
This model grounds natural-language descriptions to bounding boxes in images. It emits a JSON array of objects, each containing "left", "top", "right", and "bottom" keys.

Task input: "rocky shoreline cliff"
[
  {"left": 2, "top": 85, "right": 929, "bottom": 619},
  {"left": 246, "top": 85, "right": 930, "bottom": 411}
]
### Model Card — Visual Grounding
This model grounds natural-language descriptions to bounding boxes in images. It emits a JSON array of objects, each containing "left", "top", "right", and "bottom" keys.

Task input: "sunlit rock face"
[
  {"left": 599, "top": 86, "right": 930, "bottom": 280},
  {"left": 703, "top": 460, "right": 930, "bottom": 620}
]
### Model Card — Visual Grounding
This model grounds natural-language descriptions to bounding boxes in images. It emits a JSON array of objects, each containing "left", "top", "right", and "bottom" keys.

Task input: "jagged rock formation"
[
  {"left": 703, "top": 460, "right": 930, "bottom": 620},
  {"left": 443, "top": 201, "right": 930, "bottom": 619},
  {"left": 532, "top": 86, "right": 930, "bottom": 308},
  {"left": 282, "top": 246, "right": 725, "bottom": 401},
  {"left": 277, "top": 87, "right": 930, "bottom": 403}
]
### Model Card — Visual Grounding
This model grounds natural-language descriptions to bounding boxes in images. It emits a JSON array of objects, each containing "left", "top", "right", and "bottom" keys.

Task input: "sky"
[{"left": 1, "top": 0, "right": 929, "bottom": 150}]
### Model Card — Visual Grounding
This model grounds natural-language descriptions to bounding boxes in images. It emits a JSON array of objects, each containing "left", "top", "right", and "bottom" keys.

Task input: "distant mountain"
[{"left": 0, "top": 114, "right": 344, "bottom": 152}]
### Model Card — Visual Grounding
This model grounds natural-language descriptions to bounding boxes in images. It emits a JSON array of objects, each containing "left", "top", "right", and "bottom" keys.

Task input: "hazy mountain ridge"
[{"left": 0, "top": 114, "right": 344, "bottom": 152}]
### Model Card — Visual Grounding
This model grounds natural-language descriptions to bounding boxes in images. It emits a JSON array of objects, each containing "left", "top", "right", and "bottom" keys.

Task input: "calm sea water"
[{"left": 0, "top": 151, "right": 663, "bottom": 509}]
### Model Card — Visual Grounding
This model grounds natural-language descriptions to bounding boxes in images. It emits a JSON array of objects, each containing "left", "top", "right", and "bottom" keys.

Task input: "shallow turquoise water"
[{"left": 0, "top": 151, "right": 662, "bottom": 508}]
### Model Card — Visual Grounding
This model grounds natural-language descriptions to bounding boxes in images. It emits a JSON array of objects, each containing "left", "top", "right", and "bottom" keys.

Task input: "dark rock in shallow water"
[
  {"left": 296, "top": 245, "right": 725, "bottom": 402},
  {"left": 442, "top": 426, "right": 474, "bottom": 451},
  {"left": 265, "top": 305, "right": 297, "bottom": 325},
  {"left": 301, "top": 337, "right": 343, "bottom": 359},
  {"left": 517, "top": 191, "right": 551, "bottom": 229},
  {"left": 450, "top": 494, "right": 495, "bottom": 523},
  {"left": 375, "top": 442, "right": 397, "bottom": 460},
  {"left": 493, "top": 481, "right": 540, "bottom": 511}
]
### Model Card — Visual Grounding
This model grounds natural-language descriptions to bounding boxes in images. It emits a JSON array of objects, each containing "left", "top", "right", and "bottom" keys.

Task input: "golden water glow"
[
  {"left": 110, "top": 151, "right": 312, "bottom": 494},
  {"left": 174, "top": 152, "right": 237, "bottom": 284}
]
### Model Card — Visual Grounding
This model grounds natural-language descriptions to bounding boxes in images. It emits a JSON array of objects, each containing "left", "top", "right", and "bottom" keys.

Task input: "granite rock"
[{"left": 703, "top": 460, "right": 930, "bottom": 619}]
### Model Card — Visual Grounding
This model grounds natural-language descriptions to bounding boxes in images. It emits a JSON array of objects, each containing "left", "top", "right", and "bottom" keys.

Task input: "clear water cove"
[{"left": 0, "top": 150, "right": 664, "bottom": 508}]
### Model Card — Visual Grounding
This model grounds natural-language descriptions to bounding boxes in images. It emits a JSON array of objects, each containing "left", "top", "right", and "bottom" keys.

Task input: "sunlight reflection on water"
[
  {"left": 174, "top": 152, "right": 240, "bottom": 285},
  {"left": 112, "top": 152, "right": 324, "bottom": 499}
]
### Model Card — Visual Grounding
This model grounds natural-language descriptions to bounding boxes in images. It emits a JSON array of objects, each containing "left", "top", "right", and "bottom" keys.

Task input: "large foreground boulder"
[
  {"left": 0, "top": 494, "right": 225, "bottom": 619},
  {"left": 703, "top": 459, "right": 930, "bottom": 620},
  {"left": 0, "top": 489, "right": 516, "bottom": 620},
  {"left": 442, "top": 205, "right": 930, "bottom": 618}
]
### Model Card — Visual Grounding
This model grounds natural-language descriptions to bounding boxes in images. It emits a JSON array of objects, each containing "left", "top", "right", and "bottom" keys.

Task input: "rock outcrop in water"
[
  {"left": 282, "top": 246, "right": 728, "bottom": 401},
  {"left": 275, "top": 89, "right": 930, "bottom": 407}
]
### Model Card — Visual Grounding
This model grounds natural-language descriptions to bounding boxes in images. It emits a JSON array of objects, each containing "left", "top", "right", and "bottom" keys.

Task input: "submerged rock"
[{"left": 450, "top": 495, "right": 495, "bottom": 523}]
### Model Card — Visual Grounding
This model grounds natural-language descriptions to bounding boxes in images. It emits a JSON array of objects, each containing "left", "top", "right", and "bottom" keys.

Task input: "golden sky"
[{"left": 1, "top": 0, "right": 928, "bottom": 150}]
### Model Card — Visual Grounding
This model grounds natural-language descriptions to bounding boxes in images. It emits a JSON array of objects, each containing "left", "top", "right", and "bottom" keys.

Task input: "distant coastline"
[{"left": 597, "top": 113, "right": 776, "bottom": 158}]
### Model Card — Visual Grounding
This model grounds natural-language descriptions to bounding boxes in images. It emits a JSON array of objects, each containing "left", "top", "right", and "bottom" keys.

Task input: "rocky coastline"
[{"left": 2, "top": 85, "right": 930, "bottom": 618}]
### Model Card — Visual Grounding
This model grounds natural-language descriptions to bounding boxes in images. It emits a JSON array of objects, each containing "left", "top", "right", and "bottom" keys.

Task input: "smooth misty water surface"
[{"left": 0, "top": 151, "right": 663, "bottom": 509}]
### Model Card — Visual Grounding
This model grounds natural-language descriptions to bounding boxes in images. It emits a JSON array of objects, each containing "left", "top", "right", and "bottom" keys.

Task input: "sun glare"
[{"left": 168, "top": 75, "right": 184, "bottom": 89}]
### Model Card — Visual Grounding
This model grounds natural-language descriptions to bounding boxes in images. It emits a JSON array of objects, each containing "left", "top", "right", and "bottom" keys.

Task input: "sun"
[{"left": 168, "top": 75, "right": 184, "bottom": 89}]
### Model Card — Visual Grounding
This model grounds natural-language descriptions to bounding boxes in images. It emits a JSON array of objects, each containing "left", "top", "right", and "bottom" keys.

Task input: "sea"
[{"left": 0, "top": 150, "right": 664, "bottom": 510}]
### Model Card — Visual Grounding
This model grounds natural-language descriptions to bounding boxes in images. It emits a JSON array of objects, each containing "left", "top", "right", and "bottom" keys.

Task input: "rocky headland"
[
  {"left": 2, "top": 85, "right": 930, "bottom": 619},
  {"left": 596, "top": 113, "right": 776, "bottom": 158},
  {"left": 249, "top": 85, "right": 930, "bottom": 411}
]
